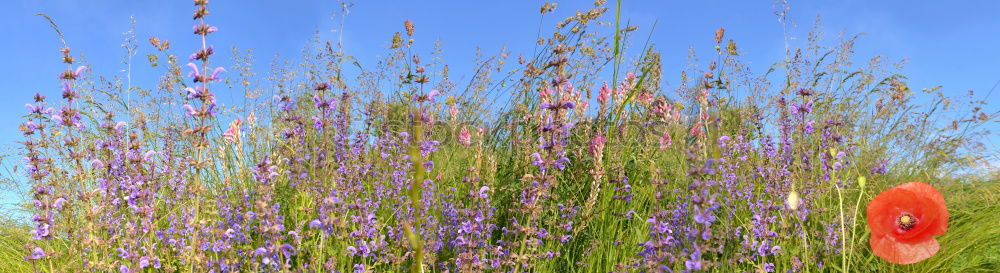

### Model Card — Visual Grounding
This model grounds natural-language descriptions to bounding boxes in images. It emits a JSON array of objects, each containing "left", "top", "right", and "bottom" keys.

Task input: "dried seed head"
[
  {"left": 540, "top": 2, "right": 557, "bottom": 14},
  {"left": 715, "top": 27, "right": 725, "bottom": 44},
  {"left": 404, "top": 19, "right": 415, "bottom": 36},
  {"left": 390, "top": 32, "right": 403, "bottom": 49}
]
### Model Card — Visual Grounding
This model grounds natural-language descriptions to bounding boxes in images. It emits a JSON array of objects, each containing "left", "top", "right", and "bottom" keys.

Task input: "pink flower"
[
  {"left": 223, "top": 118, "right": 243, "bottom": 143},
  {"left": 589, "top": 135, "right": 606, "bottom": 157},
  {"left": 540, "top": 87, "right": 553, "bottom": 100},
  {"left": 659, "top": 130, "right": 672, "bottom": 150},
  {"left": 458, "top": 127, "right": 471, "bottom": 147},
  {"left": 699, "top": 89, "right": 710, "bottom": 105},
  {"left": 653, "top": 101, "right": 673, "bottom": 119},
  {"left": 247, "top": 111, "right": 257, "bottom": 126},
  {"left": 449, "top": 104, "right": 458, "bottom": 119},
  {"left": 598, "top": 82, "right": 611, "bottom": 106},
  {"left": 689, "top": 121, "right": 704, "bottom": 138}
]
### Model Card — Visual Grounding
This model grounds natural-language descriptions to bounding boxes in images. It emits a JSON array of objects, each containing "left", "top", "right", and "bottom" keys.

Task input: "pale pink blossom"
[
  {"left": 659, "top": 130, "right": 673, "bottom": 150},
  {"left": 223, "top": 118, "right": 243, "bottom": 143},
  {"left": 458, "top": 127, "right": 471, "bottom": 147},
  {"left": 598, "top": 82, "right": 611, "bottom": 106},
  {"left": 589, "top": 135, "right": 606, "bottom": 157},
  {"left": 449, "top": 104, "right": 458, "bottom": 119}
]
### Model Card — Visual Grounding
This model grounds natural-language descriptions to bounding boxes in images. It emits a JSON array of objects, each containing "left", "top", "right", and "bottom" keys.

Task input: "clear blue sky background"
[{"left": 2, "top": 0, "right": 998, "bottom": 208}]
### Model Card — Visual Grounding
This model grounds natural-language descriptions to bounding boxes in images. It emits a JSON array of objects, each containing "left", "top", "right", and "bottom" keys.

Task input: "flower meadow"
[{"left": 2, "top": 1, "right": 1000, "bottom": 272}]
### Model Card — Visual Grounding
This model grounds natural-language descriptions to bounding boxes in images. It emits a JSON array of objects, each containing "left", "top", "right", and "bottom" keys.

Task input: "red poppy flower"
[{"left": 867, "top": 182, "right": 949, "bottom": 264}]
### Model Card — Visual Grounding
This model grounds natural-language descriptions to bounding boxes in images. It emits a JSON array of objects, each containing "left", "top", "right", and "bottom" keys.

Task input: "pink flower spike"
[
  {"left": 598, "top": 82, "right": 611, "bottom": 106},
  {"left": 659, "top": 130, "right": 673, "bottom": 150},
  {"left": 540, "top": 87, "right": 553, "bottom": 99},
  {"left": 589, "top": 135, "right": 606, "bottom": 157},
  {"left": 458, "top": 127, "right": 471, "bottom": 147},
  {"left": 448, "top": 104, "right": 458, "bottom": 118}
]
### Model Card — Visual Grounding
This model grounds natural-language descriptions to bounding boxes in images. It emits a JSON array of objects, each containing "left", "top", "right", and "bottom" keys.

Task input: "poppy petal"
[
  {"left": 867, "top": 188, "right": 916, "bottom": 236},
  {"left": 897, "top": 182, "right": 948, "bottom": 235},
  {"left": 870, "top": 234, "right": 940, "bottom": 265}
]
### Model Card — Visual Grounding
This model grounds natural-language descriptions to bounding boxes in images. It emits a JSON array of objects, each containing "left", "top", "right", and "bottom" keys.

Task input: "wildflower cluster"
[{"left": 9, "top": 1, "right": 995, "bottom": 273}]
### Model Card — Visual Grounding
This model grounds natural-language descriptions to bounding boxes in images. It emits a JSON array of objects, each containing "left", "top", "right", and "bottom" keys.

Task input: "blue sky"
[{"left": 2, "top": 0, "right": 998, "bottom": 207}]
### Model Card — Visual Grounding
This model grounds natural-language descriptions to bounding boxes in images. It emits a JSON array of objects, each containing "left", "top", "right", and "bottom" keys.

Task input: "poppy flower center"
[{"left": 897, "top": 213, "right": 917, "bottom": 231}]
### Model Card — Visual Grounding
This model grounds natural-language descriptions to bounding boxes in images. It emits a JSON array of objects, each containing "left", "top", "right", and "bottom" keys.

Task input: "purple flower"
[
  {"left": 426, "top": 89, "right": 441, "bottom": 102},
  {"left": 209, "top": 67, "right": 226, "bottom": 81},
  {"left": 25, "top": 247, "right": 45, "bottom": 260},
  {"left": 693, "top": 208, "right": 715, "bottom": 224},
  {"left": 186, "top": 63, "right": 201, "bottom": 78},
  {"left": 52, "top": 197, "right": 66, "bottom": 210},
  {"left": 74, "top": 66, "right": 87, "bottom": 77},
  {"left": 183, "top": 104, "right": 197, "bottom": 116}
]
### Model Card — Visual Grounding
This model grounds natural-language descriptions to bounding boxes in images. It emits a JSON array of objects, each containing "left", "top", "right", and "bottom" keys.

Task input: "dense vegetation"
[{"left": 2, "top": 1, "right": 998, "bottom": 272}]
